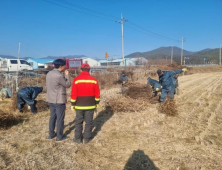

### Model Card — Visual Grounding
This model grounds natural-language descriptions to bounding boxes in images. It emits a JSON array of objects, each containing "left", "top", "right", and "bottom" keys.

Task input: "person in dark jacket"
[
  {"left": 157, "top": 68, "right": 187, "bottom": 102},
  {"left": 147, "top": 77, "right": 162, "bottom": 96},
  {"left": 17, "top": 86, "right": 43, "bottom": 114},
  {"left": 119, "top": 71, "right": 128, "bottom": 94},
  {"left": 119, "top": 71, "right": 128, "bottom": 82}
]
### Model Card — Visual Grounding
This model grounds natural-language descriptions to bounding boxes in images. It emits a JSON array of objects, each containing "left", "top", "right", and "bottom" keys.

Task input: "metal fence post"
[{"left": 37, "top": 72, "right": 38, "bottom": 86}]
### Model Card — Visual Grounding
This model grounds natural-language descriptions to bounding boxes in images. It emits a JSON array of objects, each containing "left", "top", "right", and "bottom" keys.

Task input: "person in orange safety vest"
[{"left": 71, "top": 63, "right": 100, "bottom": 144}]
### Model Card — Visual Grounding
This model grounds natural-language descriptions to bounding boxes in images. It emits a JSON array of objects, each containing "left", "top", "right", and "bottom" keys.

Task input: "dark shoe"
[
  {"left": 83, "top": 138, "right": 91, "bottom": 144},
  {"left": 56, "top": 136, "right": 68, "bottom": 142},
  {"left": 48, "top": 133, "right": 57, "bottom": 140},
  {"left": 31, "top": 106, "right": 37, "bottom": 114},
  {"left": 73, "top": 138, "right": 82, "bottom": 144}
]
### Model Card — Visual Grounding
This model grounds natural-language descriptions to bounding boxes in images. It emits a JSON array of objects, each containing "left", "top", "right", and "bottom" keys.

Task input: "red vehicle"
[{"left": 64, "top": 59, "right": 82, "bottom": 69}]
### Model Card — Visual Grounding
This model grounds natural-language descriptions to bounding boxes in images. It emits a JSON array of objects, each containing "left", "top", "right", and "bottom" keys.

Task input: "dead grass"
[
  {"left": 0, "top": 110, "right": 24, "bottom": 129},
  {"left": 1, "top": 67, "right": 222, "bottom": 169},
  {"left": 125, "top": 84, "right": 153, "bottom": 100},
  {"left": 105, "top": 84, "right": 159, "bottom": 112},
  {"left": 36, "top": 100, "right": 49, "bottom": 112},
  {"left": 158, "top": 99, "right": 178, "bottom": 116},
  {"left": 105, "top": 96, "right": 149, "bottom": 112},
  {"left": 18, "top": 76, "right": 46, "bottom": 92}
]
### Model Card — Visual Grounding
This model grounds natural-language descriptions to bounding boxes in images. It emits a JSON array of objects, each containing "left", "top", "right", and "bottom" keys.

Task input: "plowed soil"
[{"left": 0, "top": 71, "right": 222, "bottom": 170}]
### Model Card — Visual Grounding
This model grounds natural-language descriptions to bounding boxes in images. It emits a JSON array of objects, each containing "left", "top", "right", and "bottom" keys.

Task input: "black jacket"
[{"left": 18, "top": 87, "right": 43, "bottom": 100}]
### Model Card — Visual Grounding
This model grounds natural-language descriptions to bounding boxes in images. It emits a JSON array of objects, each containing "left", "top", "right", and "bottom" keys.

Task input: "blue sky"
[{"left": 0, "top": 0, "right": 221, "bottom": 59}]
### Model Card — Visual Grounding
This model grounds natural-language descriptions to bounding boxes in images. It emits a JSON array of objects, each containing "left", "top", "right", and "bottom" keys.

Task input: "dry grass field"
[{"left": 0, "top": 66, "right": 222, "bottom": 170}]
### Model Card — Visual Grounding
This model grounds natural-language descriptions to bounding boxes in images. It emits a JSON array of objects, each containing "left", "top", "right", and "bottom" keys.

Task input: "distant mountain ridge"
[
  {"left": 125, "top": 46, "right": 194, "bottom": 58},
  {"left": 125, "top": 46, "right": 220, "bottom": 64},
  {"left": 41, "top": 55, "right": 87, "bottom": 59},
  {"left": 1, "top": 47, "right": 220, "bottom": 64},
  {"left": 0, "top": 55, "right": 87, "bottom": 60},
  {"left": 0, "top": 55, "right": 17, "bottom": 59}
]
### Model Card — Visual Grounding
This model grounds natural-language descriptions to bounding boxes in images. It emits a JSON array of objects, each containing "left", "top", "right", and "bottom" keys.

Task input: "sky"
[{"left": 0, "top": 0, "right": 221, "bottom": 59}]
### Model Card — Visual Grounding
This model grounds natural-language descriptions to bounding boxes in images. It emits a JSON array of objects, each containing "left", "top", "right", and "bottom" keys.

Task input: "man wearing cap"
[
  {"left": 46, "top": 59, "right": 71, "bottom": 141},
  {"left": 157, "top": 68, "right": 187, "bottom": 102},
  {"left": 71, "top": 63, "right": 100, "bottom": 144}
]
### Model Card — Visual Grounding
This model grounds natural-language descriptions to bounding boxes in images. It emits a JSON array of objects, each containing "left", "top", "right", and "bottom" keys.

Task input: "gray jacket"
[{"left": 46, "top": 69, "right": 71, "bottom": 104}]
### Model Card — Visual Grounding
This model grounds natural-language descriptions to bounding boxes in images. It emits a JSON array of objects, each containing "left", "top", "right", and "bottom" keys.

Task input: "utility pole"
[
  {"left": 171, "top": 46, "right": 173, "bottom": 64},
  {"left": 17, "top": 42, "right": 21, "bottom": 74},
  {"left": 181, "top": 37, "right": 186, "bottom": 65},
  {"left": 116, "top": 13, "right": 127, "bottom": 66},
  {"left": 220, "top": 43, "right": 221, "bottom": 65},
  {"left": 16, "top": 42, "right": 21, "bottom": 92}
]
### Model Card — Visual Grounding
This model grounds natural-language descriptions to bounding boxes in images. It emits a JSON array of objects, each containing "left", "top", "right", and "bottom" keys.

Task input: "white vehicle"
[{"left": 0, "top": 58, "right": 33, "bottom": 72}]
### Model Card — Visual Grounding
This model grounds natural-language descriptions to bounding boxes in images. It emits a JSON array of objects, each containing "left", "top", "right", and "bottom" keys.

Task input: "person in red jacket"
[{"left": 71, "top": 63, "right": 100, "bottom": 144}]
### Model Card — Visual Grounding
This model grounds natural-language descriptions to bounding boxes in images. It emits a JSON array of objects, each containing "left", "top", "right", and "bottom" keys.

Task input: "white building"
[{"left": 82, "top": 57, "right": 101, "bottom": 67}]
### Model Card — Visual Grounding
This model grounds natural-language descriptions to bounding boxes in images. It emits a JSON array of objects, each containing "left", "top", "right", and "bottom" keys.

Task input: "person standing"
[
  {"left": 46, "top": 59, "right": 71, "bottom": 141},
  {"left": 71, "top": 63, "right": 100, "bottom": 144},
  {"left": 119, "top": 71, "right": 128, "bottom": 94}
]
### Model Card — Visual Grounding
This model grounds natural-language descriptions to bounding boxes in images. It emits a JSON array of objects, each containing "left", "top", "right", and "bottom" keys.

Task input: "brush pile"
[
  {"left": 36, "top": 100, "right": 49, "bottom": 112},
  {"left": 18, "top": 76, "right": 46, "bottom": 91},
  {"left": 125, "top": 84, "right": 153, "bottom": 100},
  {"left": 0, "top": 110, "right": 23, "bottom": 128},
  {"left": 105, "top": 96, "right": 149, "bottom": 112},
  {"left": 158, "top": 99, "right": 178, "bottom": 116},
  {"left": 105, "top": 84, "right": 156, "bottom": 112},
  {"left": 94, "top": 72, "right": 119, "bottom": 89}
]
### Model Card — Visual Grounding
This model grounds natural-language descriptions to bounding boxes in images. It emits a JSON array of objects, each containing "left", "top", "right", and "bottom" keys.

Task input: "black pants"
[
  {"left": 49, "top": 103, "right": 66, "bottom": 140},
  {"left": 75, "top": 109, "right": 94, "bottom": 140}
]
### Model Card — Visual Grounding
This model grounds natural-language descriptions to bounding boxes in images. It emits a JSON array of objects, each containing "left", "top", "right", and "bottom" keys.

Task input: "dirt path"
[{"left": 1, "top": 72, "right": 222, "bottom": 170}]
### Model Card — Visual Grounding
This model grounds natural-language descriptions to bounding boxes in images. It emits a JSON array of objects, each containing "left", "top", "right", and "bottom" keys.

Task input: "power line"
[
  {"left": 20, "top": 43, "right": 43, "bottom": 57},
  {"left": 43, "top": 0, "right": 180, "bottom": 43},
  {"left": 124, "top": 24, "right": 180, "bottom": 43},
  {"left": 43, "top": 0, "right": 116, "bottom": 22},
  {"left": 127, "top": 21, "right": 180, "bottom": 43},
  {"left": 54, "top": 0, "right": 119, "bottom": 20}
]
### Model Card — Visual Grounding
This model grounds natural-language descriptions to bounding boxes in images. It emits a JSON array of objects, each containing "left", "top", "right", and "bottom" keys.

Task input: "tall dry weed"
[{"left": 0, "top": 110, "right": 24, "bottom": 129}]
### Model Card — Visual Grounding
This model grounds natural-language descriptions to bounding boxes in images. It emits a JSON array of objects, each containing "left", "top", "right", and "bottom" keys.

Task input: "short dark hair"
[
  {"left": 81, "top": 68, "right": 90, "bottom": 72},
  {"left": 53, "top": 59, "right": 66, "bottom": 69}
]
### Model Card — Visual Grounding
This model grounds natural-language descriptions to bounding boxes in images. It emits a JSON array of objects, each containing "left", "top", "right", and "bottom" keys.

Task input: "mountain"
[
  {"left": 125, "top": 46, "right": 194, "bottom": 59},
  {"left": 184, "top": 48, "right": 220, "bottom": 64},
  {"left": 1, "top": 47, "right": 220, "bottom": 64},
  {"left": 42, "top": 55, "right": 87, "bottom": 59},
  {"left": 125, "top": 46, "right": 221, "bottom": 64},
  {"left": 0, "top": 55, "right": 17, "bottom": 59}
]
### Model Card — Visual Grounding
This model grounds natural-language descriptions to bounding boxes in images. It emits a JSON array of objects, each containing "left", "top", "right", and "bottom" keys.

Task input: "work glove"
[
  {"left": 71, "top": 106, "right": 75, "bottom": 111},
  {"left": 96, "top": 104, "right": 99, "bottom": 108},
  {"left": 182, "top": 68, "right": 187, "bottom": 72}
]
